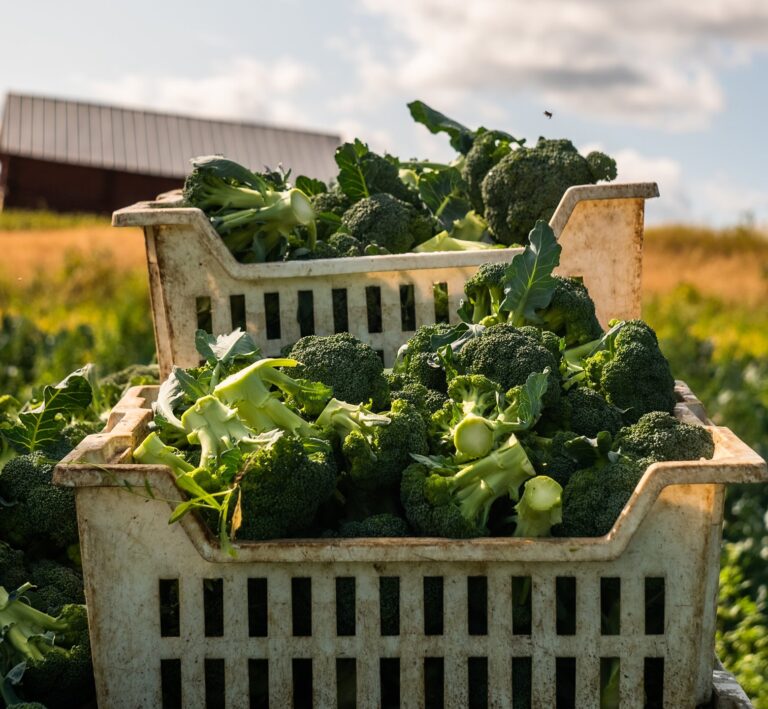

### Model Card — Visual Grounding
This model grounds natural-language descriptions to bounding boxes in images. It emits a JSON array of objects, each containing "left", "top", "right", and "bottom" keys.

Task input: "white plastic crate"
[
  {"left": 113, "top": 182, "right": 659, "bottom": 376},
  {"left": 56, "top": 387, "right": 766, "bottom": 708}
]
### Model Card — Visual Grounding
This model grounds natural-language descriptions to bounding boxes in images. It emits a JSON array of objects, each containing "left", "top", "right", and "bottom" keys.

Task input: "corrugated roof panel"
[{"left": 0, "top": 93, "right": 340, "bottom": 181}]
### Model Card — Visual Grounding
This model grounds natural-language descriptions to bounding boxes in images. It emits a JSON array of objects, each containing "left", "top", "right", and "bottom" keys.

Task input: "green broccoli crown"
[
  {"left": 461, "top": 132, "right": 513, "bottom": 215},
  {"left": 327, "top": 231, "right": 364, "bottom": 257},
  {"left": 562, "top": 387, "right": 624, "bottom": 438},
  {"left": 338, "top": 513, "right": 411, "bottom": 538},
  {"left": 535, "top": 276, "right": 602, "bottom": 346},
  {"left": 235, "top": 434, "right": 337, "bottom": 541},
  {"left": 462, "top": 262, "right": 509, "bottom": 324},
  {"left": 0, "top": 454, "right": 78, "bottom": 552},
  {"left": 401, "top": 434, "right": 535, "bottom": 537},
  {"left": 457, "top": 324, "right": 561, "bottom": 407},
  {"left": 384, "top": 372, "right": 448, "bottom": 422},
  {"left": 586, "top": 151, "right": 618, "bottom": 182},
  {"left": 341, "top": 193, "right": 420, "bottom": 254},
  {"left": 27, "top": 559, "right": 85, "bottom": 615},
  {"left": 311, "top": 186, "right": 351, "bottom": 217},
  {"left": 614, "top": 411, "right": 715, "bottom": 463},
  {"left": 584, "top": 320, "right": 676, "bottom": 423},
  {"left": 447, "top": 374, "right": 503, "bottom": 416},
  {"left": 555, "top": 457, "right": 647, "bottom": 537},
  {"left": 351, "top": 149, "right": 422, "bottom": 206},
  {"left": 481, "top": 137, "right": 616, "bottom": 246},
  {"left": 288, "top": 333, "right": 390, "bottom": 411},
  {"left": 0, "top": 541, "right": 27, "bottom": 592},
  {"left": 395, "top": 322, "right": 455, "bottom": 393}
]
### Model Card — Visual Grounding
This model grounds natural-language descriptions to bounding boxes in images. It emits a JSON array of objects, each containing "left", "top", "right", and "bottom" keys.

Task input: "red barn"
[{"left": 0, "top": 93, "right": 340, "bottom": 213}]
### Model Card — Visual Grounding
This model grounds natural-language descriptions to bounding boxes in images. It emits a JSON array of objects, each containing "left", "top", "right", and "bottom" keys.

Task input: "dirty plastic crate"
[
  {"left": 113, "top": 182, "right": 659, "bottom": 376},
  {"left": 55, "top": 384, "right": 767, "bottom": 708}
]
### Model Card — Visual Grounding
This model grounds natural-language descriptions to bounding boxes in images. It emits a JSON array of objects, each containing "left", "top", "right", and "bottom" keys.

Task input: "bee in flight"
[{"left": 543, "top": 110, "right": 553, "bottom": 119}]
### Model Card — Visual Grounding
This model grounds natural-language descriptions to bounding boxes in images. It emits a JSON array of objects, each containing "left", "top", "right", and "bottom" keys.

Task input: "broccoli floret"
[
  {"left": 461, "top": 131, "right": 514, "bottom": 215},
  {"left": 27, "top": 559, "right": 84, "bottom": 615},
  {"left": 401, "top": 434, "right": 535, "bottom": 537},
  {"left": 327, "top": 231, "right": 364, "bottom": 257},
  {"left": 614, "top": 411, "right": 715, "bottom": 463},
  {"left": 0, "top": 454, "right": 78, "bottom": 554},
  {"left": 580, "top": 320, "right": 676, "bottom": 423},
  {"left": 0, "top": 587, "right": 93, "bottom": 708},
  {"left": 287, "top": 333, "right": 390, "bottom": 411},
  {"left": 524, "top": 431, "right": 585, "bottom": 489},
  {"left": 311, "top": 187, "right": 351, "bottom": 241},
  {"left": 0, "top": 541, "right": 27, "bottom": 592},
  {"left": 546, "top": 387, "right": 624, "bottom": 438},
  {"left": 513, "top": 476, "right": 563, "bottom": 538},
  {"left": 338, "top": 145, "right": 421, "bottom": 207},
  {"left": 394, "top": 323, "right": 456, "bottom": 393},
  {"left": 340, "top": 193, "right": 428, "bottom": 254},
  {"left": 481, "top": 138, "right": 616, "bottom": 245},
  {"left": 461, "top": 262, "right": 509, "bottom": 324},
  {"left": 384, "top": 372, "right": 448, "bottom": 423},
  {"left": 456, "top": 324, "right": 561, "bottom": 408},
  {"left": 338, "top": 513, "right": 411, "bottom": 538},
  {"left": 555, "top": 457, "right": 648, "bottom": 537},
  {"left": 235, "top": 433, "right": 337, "bottom": 540},
  {"left": 535, "top": 276, "right": 602, "bottom": 347}
]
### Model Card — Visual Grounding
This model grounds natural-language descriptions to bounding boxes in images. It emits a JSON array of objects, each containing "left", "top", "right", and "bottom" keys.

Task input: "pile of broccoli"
[{"left": 183, "top": 102, "right": 617, "bottom": 261}]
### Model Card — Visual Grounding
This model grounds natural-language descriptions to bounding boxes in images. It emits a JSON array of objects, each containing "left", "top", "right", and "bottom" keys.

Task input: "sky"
[{"left": 2, "top": 0, "right": 768, "bottom": 226}]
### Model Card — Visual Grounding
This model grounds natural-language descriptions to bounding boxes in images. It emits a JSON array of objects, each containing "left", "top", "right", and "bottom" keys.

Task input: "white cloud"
[
  {"left": 351, "top": 0, "right": 768, "bottom": 131},
  {"left": 85, "top": 57, "right": 314, "bottom": 128}
]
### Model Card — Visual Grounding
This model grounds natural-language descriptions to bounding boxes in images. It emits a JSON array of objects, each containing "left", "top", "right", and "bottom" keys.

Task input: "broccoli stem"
[
  {"left": 453, "top": 415, "right": 494, "bottom": 460},
  {"left": 181, "top": 395, "right": 258, "bottom": 462},
  {"left": 213, "top": 189, "right": 314, "bottom": 233},
  {"left": 133, "top": 432, "right": 195, "bottom": 475}
]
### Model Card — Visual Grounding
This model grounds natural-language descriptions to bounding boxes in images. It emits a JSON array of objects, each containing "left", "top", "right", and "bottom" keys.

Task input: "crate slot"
[
  {"left": 229, "top": 294, "right": 246, "bottom": 331},
  {"left": 292, "top": 658, "right": 313, "bottom": 708},
  {"left": 161, "top": 658, "right": 182, "bottom": 709},
  {"left": 644, "top": 657, "right": 664, "bottom": 708},
  {"left": 380, "top": 657, "right": 401, "bottom": 708},
  {"left": 204, "top": 658, "right": 225, "bottom": 709},
  {"left": 366, "top": 285, "right": 383, "bottom": 333},
  {"left": 600, "top": 577, "right": 621, "bottom": 636},
  {"left": 399, "top": 284, "right": 416, "bottom": 332},
  {"left": 424, "top": 657, "right": 445, "bottom": 709},
  {"left": 332, "top": 288, "right": 349, "bottom": 333},
  {"left": 159, "top": 579, "right": 180, "bottom": 637},
  {"left": 555, "top": 657, "right": 576, "bottom": 709},
  {"left": 467, "top": 576, "right": 488, "bottom": 636},
  {"left": 467, "top": 657, "right": 488, "bottom": 709},
  {"left": 336, "top": 577, "right": 356, "bottom": 636},
  {"left": 599, "top": 658, "right": 619, "bottom": 709},
  {"left": 203, "top": 578, "right": 224, "bottom": 637},
  {"left": 336, "top": 657, "right": 356, "bottom": 709},
  {"left": 292, "top": 577, "right": 312, "bottom": 637},
  {"left": 380, "top": 576, "right": 400, "bottom": 636},
  {"left": 644, "top": 577, "right": 665, "bottom": 635},
  {"left": 263, "top": 292, "right": 281, "bottom": 340},
  {"left": 196, "top": 296, "right": 213, "bottom": 333},
  {"left": 433, "top": 282, "right": 449, "bottom": 323},
  {"left": 248, "top": 659, "right": 269, "bottom": 709},
  {"left": 248, "top": 578, "right": 268, "bottom": 637},
  {"left": 556, "top": 577, "right": 577, "bottom": 635},
  {"left": 424, "top": 576, "right": 444, "bottom": 636},
  {"left": 512, "top": 576, "right": 532, "bottom": 635},
  {"left": 297, "top": 290, "right": 315, "bottom": 337},
  {"left": 512, "top": 657, "right": 531, "bottom": 709}
]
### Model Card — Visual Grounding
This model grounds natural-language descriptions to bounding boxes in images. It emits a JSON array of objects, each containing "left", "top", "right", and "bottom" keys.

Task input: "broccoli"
[
  {"left": 0, "top": 586, "right": 94, "bottom": 708},
  {"left": 572, "top": 320, "right": 677, "bottom": 423},
  {"left": 1, "top": 667, "right": 48, "bottom": 709},
  {"left": 133, "top": 431, "right": 195, "bottom": 476},
  {"left": 27, "top": 560, "right": 84, "bottom": 615},
  {"left": 340, "top": 193, "right": 432, "bottom": 254},
  {"left": 461, "top": 131, "right": 514, "bottom": 215},
  {"left": 394, "top": 323, "right": 455, "bottom": 393},
  {"left": 513, "top": 476, "right": 563, "bottom": 538},
  {"left": 535, "top": 276, "right": 603, "bottom": 346},
  {"left": 0, "top": 541, "right": 27, "bottom": 592},
  {"left": 0, "top": 454, "right": 78, "bottom": 554},
  {"left": 543, "top": 387, "right": 624, "bottom": 439},
  {"left": 481, "top": 138, "right": 617, "bottom": 245},
  {"left": 555, "top": 457, "right": 648, "bottom": 537},
  {"left": 384, "top": 371, "right": 447, "bottom": 421},
  {"left": 319, "top": 398, "right": 428, "bottom": 490},
  {"left": 311, "top": 187, "right": 351, "bottom": 241},
  {"left": 286, "top": 333, "right": 390, "bottom": 411},
  {"left": 338, "top": 513, "right": 411, "bottom": 538},
  {"left": 456, "top": 324, "right": 561, "bottom": 408},
  {"left": 234, "top": 433, "right": 337, "bottom": 540},
  {"left": 401, "top": 434, "right": 535, "bottom": 537},
  {"left": 613, "top": 411, "right": 715, "bottom": 463},
  {"left": 460, "top": 262, "right": 509, "bottom": 324},
  {"left": 524, "top": 431, "right": 586, "bottom": 489}
]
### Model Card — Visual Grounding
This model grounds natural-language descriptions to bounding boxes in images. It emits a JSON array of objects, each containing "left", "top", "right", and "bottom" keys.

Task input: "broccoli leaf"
[
  {"left": 417, "top": 168, "right": 472, "bottom": 229},
  {"left": 334, "top": 140, "right": 372, "bottom": 201},
  {"left": 500, "top": 221, "right": 562, "bottom": 325},
  {"left": 195, "top": 328, "right": 260, "bottom": 366},
  {"left": 295, "top": 176, "right": 327, "bottom": 196},
  {"left": 4, "top": 368, "right": 92, "bottom": 453},
  {"left": 189, "top": 155, "right": 268, "bottom": 193},
  {"left": 407, "top": 101, "right": 476, "bottom": 155},
  {"left": 505, "top": 370, "right": 550, "bottom": 431}
]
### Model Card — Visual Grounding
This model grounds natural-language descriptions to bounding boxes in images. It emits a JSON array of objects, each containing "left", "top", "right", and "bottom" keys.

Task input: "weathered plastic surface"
[
  {"left": 55, "top": 383, "right": 767, "bottom": 709},
  {"left": 112, "top": 182, "right": 659, "bottom": 376}
]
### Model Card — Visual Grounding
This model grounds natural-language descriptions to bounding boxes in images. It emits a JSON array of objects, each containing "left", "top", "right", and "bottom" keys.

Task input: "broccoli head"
[
  {"left": 0, "top": 541, "right": 27, "bottom": 592},
  {"left": 311, "top": 186, "right": 351, "bottom": 241},
  {"left": 460, "top": 262, "right": 509, "bottom": 324},
  {"left": 535, "top": 276, "right": 602, "bottom": 347},
  {"left": 613, "top": 411, "right": 715, "bottom": 463},
  {"left": 384, "top": 372, "right": 448, "bottom": 421},
  {"left": 327, "top": 231, "right": 364, "bottom": 257},
  {"left": 394, "top": 322, "right": 455, "bottom": 393},
  {"left": 287, "top": 333, "right": 390, "bottom": 411},
  {"left": 27, "top": 559, "right": 85, "bottom": 615},
  {"left": 481, "top": 137, "right": 616, "bottom": 245},
  {"left": 550, "top": 387, "right": 624, "bottom": 438},
  {"left": 461, "top": 131, "right": 514, "bottom": 215},
  {"left": 338, "top": 513, "right": 411, "bottom": 538},
  {"left": 235, "top": 433, "right": 337, "bottom": 541},
  {"left": 0, "top": 453, "right": 79, "bottom": 553}
]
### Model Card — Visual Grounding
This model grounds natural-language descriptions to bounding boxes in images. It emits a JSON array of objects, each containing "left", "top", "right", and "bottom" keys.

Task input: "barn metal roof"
[{"left": 0, "top": 93, "right": 340, "bottom": 180}]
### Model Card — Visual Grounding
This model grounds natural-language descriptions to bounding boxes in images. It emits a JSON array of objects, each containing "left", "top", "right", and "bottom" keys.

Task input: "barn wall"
[{"left": 0, "top": 155, "right": 181, "bottom": 213}]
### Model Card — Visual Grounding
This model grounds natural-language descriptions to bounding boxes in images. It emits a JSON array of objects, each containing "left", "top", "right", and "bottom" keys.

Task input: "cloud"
[
  {"left": 84, "top": 57, "right": 314, "bottom": 128},
  {"left": 352, "top": 0, "right": 768, "bottom": 131}
]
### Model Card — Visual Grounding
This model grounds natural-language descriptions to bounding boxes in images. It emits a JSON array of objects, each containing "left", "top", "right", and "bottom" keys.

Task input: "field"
[{"left": 1, "top": 212, "right": 767, "bottom": 705}]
